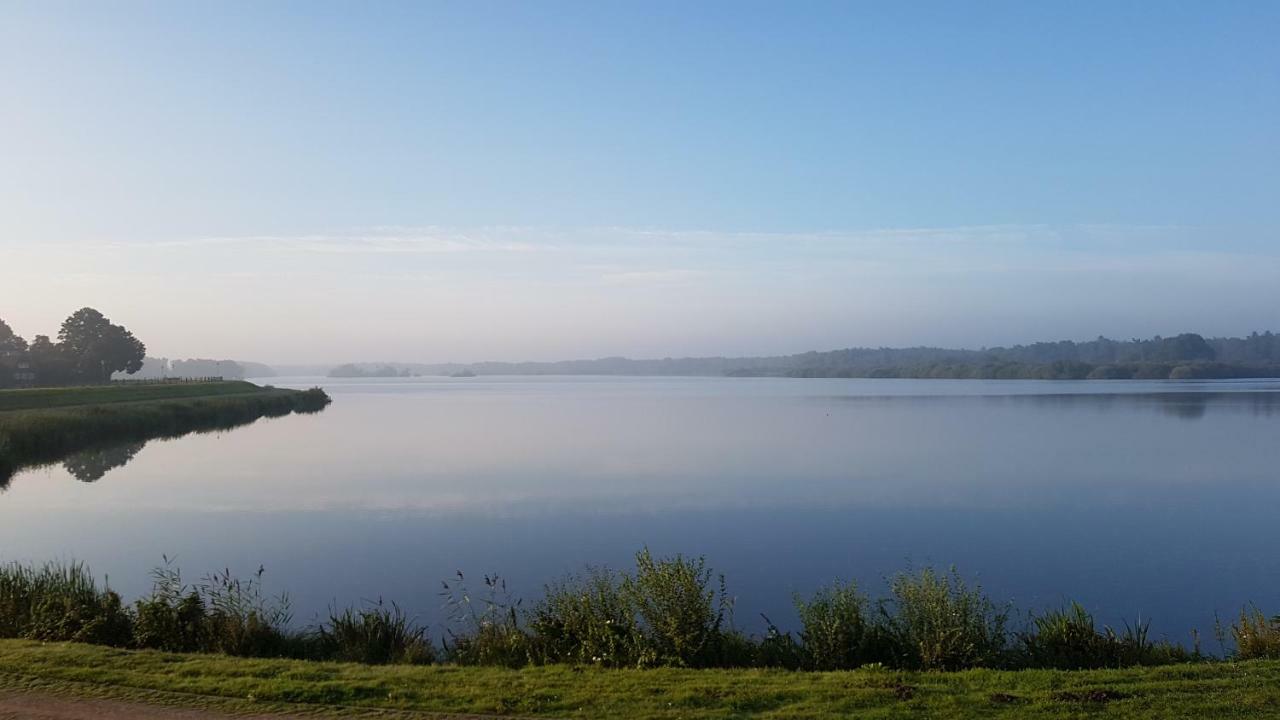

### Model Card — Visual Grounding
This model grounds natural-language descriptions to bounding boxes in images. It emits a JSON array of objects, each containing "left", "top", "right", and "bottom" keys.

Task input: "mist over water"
[{"left": 2, "top": 376, "right": 1278, "bottom": 641}]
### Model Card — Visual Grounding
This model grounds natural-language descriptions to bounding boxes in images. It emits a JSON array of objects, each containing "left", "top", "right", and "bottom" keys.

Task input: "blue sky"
[{"left": 2, "top": 2, "right": 1278, "bottom": 362}]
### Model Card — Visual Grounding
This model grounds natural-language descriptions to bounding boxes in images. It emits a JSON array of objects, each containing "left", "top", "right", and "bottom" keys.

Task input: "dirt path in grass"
[
  {"left": 0, "top": 690, "right": 304, "bottom": 720},
  {"left": 0, "top": 689, "right": 519, "bottom": 720}
]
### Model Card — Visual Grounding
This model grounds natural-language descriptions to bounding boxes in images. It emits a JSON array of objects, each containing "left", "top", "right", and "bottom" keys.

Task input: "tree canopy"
[{"left": 0, "top": 308, "right": 146, "bottom": 387}]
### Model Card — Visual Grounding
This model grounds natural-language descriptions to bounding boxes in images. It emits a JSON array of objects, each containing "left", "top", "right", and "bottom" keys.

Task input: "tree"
[
  {"left": 28, "top": 335, "right": 72, "bottom": 386},
  {"left": 0, "top": 318, "right": 28, "bottom": 389},
  {"left": 0, "top": 318, "right": 27, "bottom": 357},
  {"left": 56, "top": 307, "right": 147, "bottom": 383}
]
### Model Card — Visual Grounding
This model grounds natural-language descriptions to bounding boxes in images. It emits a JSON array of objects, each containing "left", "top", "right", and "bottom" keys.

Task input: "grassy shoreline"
[
  {"left": 0, "top": 381, "right": 330, "bottom": 484},
  {"left": 2, "top": 640, "right": 1278, "bottom": 719},
  {"left": 2, "top": 555, "right": 1275, "bottom": 673}
]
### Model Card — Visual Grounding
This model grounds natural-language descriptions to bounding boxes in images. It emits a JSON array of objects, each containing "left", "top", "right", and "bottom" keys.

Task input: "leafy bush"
[
  {"left": 1227, "top": 606, "right": 1280, "bottom": 660},
  {"left": 623, "top": 549, "right": 729, "bottom": 667},
  {"left": 795, "top": 580, "right": 889, "bottom": 670},
  {"left": 319, "top": 600, "right": 434, "bottom": 665},
  {"left": 528, "top": 567, "right": 641, "bottom": 666},
  {"left": 882, "top": 567, "right": 1009, "bottom": 670},
  {"left": 718, "top": 622, "right": 804, "bottom": 669}
]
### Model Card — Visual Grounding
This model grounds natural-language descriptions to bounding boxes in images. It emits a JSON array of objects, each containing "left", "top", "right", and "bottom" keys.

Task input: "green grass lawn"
[
  {"left": 0, "top": 381, "right": 280, "bottom": 412},
  {"left": 0, "top": 640, "right": 1276, "bottom": 719}
]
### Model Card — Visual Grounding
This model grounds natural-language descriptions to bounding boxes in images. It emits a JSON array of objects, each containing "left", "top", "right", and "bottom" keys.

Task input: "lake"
[{"left": 3, "top": 376, "right": 1278, "bottom": 644}]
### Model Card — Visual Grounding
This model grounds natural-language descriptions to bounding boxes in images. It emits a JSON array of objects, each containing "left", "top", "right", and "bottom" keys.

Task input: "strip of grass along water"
[
  {"left": 1, "top": 552, "right": 1277, "bottom": 676},
  {"left": 0, "top": 381, "right": 329, "bottom": 484},
  {"left": 2, "top": 639, "right": 1279, "bottom": 720}
]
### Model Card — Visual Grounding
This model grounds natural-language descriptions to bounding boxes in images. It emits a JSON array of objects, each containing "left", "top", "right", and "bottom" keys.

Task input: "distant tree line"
[
  {"left": 0, "top": 308, "right": 146, "bottom": 388},
  {"left": 745, "top": 332, "right": 1280, "bottom": 380},
  {"left": 341, "top": 330, "right": 1280, "bottom": 381}
]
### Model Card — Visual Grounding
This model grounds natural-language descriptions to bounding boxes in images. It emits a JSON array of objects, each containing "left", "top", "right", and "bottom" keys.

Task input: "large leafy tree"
[{"left": 56, "top": 307, "right": 147, "bottom": 383}]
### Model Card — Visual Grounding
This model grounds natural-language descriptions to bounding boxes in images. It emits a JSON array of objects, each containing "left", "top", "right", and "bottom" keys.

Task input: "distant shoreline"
[{"left": 321, "top": 330, "right": 1280, "bottom": 381}]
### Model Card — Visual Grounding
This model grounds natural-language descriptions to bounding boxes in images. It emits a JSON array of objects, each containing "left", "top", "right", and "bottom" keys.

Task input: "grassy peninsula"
[{"left": 0, "top": 381, "right": 330, "bottom": 484}]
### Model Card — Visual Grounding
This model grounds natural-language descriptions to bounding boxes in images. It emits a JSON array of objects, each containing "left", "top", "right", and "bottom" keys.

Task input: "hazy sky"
[{"left": 3, "top": 2, "right": 1278, "bottom": 363}]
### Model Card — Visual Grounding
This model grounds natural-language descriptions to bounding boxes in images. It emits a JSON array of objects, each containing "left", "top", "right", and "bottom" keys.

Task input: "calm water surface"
[{"left": 3, "top": 376, "right": 1279, "bottom": 641}]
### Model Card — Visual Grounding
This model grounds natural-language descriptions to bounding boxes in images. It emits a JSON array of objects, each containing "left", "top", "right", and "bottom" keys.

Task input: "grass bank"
[
  {"left": 0, "top": 381, "right": 330, "bottom": 483},
  {"left": 1, "top": 639, "right": 1278, "bottom": 719}
]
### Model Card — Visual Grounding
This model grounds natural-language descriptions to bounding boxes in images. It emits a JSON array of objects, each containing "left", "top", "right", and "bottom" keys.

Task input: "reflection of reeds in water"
[{"left": 0, "top": 387, "right": 330, "bottom": 487}]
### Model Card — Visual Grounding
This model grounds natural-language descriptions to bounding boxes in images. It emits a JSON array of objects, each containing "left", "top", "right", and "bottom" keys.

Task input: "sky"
[{"left": 2, "top": 1, "right": 1278, "bottom": 364}]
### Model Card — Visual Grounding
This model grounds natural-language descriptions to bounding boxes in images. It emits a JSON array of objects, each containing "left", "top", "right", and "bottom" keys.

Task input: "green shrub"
[
  {"left": 718, "top": 621, "right": 804, "bottom": 669},
  {"left": 528, "top": 567, "right": 641, "bottom": 667},
  {"left": 1228, "top": 606, "right": 1280, "bottom": 660},
  {"left": 319, "top": 600, "right": 434, "bottom": 665},
  {"left": 796, "top": 580, "right": 889, "bottom": 670},
  {"left": 623, "top": 549, "right": 728, "bottom": 667},
  {"left": 882, "top": 567, "right": 1009, "bottom": 670}
]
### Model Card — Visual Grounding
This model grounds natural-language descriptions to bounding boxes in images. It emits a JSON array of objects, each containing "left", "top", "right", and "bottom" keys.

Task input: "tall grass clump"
[
  {"left": 881, "top": 567, "right": 1010, "bottom": 670},
  {"left": 133, "top": 562, "right": 208, "bottom": 652},
  {"left": 795, "top": 580, "right": 889, "bottom": 670},
  {"left": 1020, "top": 602, "right": 1113, "bottom": 669},
  {"left": 318, "top": 600, "right": 434, "bottom": 665},
  {"left": 440, "top": 572, "right": 531, "bottom": 667},
  {"left": 0, "top": 561, "right": 132, "bottom": 645},
  {"left": 199, "top": 566, "right": 295, "bottom": 657},
  {"left": 1226, "top": 606, "right": 1280, "bottom": 660},
  {"left": 133, "top": 561, "right": 295, "bottom": 657}
]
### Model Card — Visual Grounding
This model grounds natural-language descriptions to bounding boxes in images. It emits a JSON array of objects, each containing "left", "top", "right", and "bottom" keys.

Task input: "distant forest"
[{"left": 331, "top": 331, "right": 1280, "bottom": 381}]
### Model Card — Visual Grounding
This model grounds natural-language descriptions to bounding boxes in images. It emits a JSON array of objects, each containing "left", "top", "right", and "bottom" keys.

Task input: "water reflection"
[
  {"left": 2, "top": 377, "right": 1279, "bottom": 644},
  {"left": 62, "top": 442, "right": 147, "bottom": 483},
  {"left": 1019, "top": 391, "right": 1280, "bottom": 420},
  {"left": 825, "top": 389, "right": 1280, "bottom": 421},
  {"left": 0, "top": 399, "right": 328, "bottom": 490}
]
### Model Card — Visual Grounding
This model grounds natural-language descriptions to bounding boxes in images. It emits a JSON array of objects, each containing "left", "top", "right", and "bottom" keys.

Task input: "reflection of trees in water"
[
  {"left": 827, "top": 390, "right": 1280, "bottom": 421},
  {"left": 61, "top": 442, "right": 147, "bottom": 483},
  {"left": 1024, "top": 391, "right": 1280, "bottom": 421},
  {"left": 1, "top": 391, "right": 328, "bottom": 492}
]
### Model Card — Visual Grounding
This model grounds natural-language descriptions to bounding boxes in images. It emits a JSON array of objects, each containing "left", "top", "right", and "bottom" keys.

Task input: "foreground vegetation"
[
  {"left": 2, "top": 640, "right": 1279, "bottom": 719},
  {"left": 0, "top": 381, "right": 330, "bottom": 484},
  {"left": 2, "top": 553, "right": 1277, "bottom": 676}
]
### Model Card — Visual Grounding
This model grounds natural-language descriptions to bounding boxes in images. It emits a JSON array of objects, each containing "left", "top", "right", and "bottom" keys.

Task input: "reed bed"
[{"left": 1, "top": 551, "right": 1267, "bottom": 673}]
